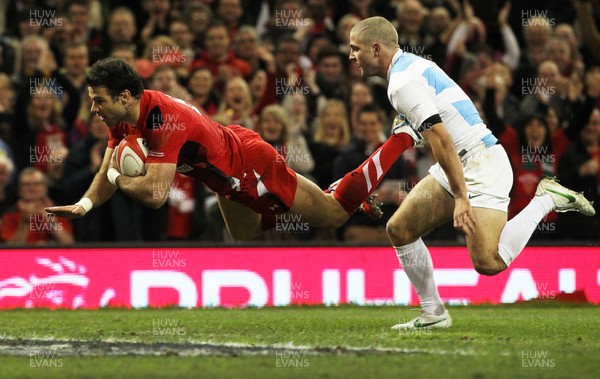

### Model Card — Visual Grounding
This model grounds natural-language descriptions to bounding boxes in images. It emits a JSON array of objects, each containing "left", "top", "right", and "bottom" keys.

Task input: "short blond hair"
[{"left": 351, "top": 16, "right": 398, "bottom": 49}]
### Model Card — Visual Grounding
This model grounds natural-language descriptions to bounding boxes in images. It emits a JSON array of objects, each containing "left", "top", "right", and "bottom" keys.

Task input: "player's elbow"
[
  {"left": 148, "top": 197, "right": 167, "bottom": 209},
  {"left": 143, "top": 192, "right": 168, "bottom": 209}
]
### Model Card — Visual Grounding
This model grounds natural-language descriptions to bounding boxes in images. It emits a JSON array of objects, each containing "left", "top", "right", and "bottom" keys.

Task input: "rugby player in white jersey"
[{"left": 347, "top": 17, "right": 595, "bottom": 329}]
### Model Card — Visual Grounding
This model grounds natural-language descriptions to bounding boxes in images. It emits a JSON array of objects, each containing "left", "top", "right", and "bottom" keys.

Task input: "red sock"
[{"left": 333, "top": 134, "right": 413, "bottom": 214}]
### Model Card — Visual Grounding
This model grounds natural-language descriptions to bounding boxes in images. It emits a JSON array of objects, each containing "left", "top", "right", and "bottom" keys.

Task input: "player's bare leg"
[
  {"left": 287, "top": 174, "right": 349, "bottom": 228},
  {"left": 217, "top": 195, "right": 262, "bottom": 240},
  {"left": 386, "top": 175, "right": 453, "bottom": 245},
  {"left": 386, "top": 175, "right": 453, "bottom": 328},
  {"left": 466, "top": 208, "right": 508, "bottom": 275},
  {"left": 216, "top": 174, "right": 350, "bottom": 241},
  {"left": 475, "top": 177, "right": 595, "bottom": 275}
]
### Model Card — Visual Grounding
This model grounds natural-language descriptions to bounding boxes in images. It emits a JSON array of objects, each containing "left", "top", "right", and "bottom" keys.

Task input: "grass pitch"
[{"left": 0, "top": 303, "right": 598, "bottom": 378}]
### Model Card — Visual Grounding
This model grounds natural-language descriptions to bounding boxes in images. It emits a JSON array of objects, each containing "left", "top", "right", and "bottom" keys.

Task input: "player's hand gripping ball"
[{"left": 115, "top": 136, "right": 149, "bottom": 176}]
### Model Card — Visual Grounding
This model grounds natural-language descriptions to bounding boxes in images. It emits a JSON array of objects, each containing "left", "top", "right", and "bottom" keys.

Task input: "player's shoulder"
[{"left": 141, "top": 90, "right": 204, "bottom": 133}]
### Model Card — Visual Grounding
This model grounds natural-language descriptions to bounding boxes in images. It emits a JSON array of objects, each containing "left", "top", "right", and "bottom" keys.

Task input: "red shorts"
[{"left": 223, "top": 126, "right": 298, "bottom": 215}]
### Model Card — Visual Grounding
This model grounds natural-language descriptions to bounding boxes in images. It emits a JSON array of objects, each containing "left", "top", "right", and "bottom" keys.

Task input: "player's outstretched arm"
[
  {"left": 113, "top": 162, "right": 177, "bottom": 209},
  {"left": 422, "top": 123, "right": 477, "bottom": 236},
  {"left": 45, "top": 147, "right": 118, "bottom": 219}
]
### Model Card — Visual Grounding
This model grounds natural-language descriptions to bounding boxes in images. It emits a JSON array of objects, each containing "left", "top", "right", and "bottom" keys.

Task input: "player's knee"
[
  {"left": 329, "top": 209, "right": 349, "bottom": 228},
  {"left": 386, "top": 219, "right": 414, "bottom": 246},
  {"left": 318, "top": 198, "right": 350, "bottom": 228},
  {"left": 472, "top": 259, "right": 504, "bottom": 276},
  {"left": 318, "top": 212, "right": 347, "bottom": 229}
]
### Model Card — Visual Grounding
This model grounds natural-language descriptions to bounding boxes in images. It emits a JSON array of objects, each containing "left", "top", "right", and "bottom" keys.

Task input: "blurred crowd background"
[{"left": 0, "top": 0, "right": 599, "bottom": 245}]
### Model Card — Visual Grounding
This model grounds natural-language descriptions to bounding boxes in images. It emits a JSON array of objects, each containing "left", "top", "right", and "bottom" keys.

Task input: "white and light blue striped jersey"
[{"left": 387, "top": 50, "right": 497, "bottom": 153}]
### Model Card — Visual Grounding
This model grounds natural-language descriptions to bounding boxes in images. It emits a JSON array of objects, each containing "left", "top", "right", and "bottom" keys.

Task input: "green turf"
[{"left": 0, "top": 303, "right": 598, "bottom": 378}]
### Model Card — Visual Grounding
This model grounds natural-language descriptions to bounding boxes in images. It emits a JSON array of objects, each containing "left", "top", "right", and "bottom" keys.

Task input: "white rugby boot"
[
  {"left": 535, "top": 177, "right": 595, "bottom": 216},
  {"left": 391, "top": 309, "right": 452, "bottom": 330}
]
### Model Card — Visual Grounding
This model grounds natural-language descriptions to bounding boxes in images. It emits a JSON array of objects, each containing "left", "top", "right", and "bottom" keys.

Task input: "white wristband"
[
  {"left": 107, "top": 168, "right": 121, "bottom": 186},
  {"left": 75, "top": 197, "right": 93, "bottom": 214}
]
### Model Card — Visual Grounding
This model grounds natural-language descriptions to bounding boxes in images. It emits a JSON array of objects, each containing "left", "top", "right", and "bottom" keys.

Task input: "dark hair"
[
  {"left": 66, "top": 0, "right": 88, "bottom": 12},
  {"left": 86, "top": 58, "right": 144, "bottom": 99},
  {"left": 189, "top": 66, "right": 211, "bottom": 77},
  {"left": 205, "top": 20, "right": 227, "bottom": 34},
  {"left": 276, "top": 35, "right": 301, "bottom": 51},
  {"left": 516, "top": 113, "right": 553, "bottom": 152},
  {"left": 358, "top": 103, "right": 383, "bottom": 121},
  {"left": 152, "top": 64, "right": 176, "bottom": 78},
  {"left": 316, "top": 46, "right": 342, "bottom": 65}
]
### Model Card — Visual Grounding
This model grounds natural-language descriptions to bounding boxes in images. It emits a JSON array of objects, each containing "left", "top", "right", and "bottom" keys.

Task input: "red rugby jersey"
[{"left": 107, "top": 90, "right": 245, "bottom": 194}]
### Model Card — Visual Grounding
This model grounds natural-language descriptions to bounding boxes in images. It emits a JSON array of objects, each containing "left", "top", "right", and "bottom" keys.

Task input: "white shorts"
[{"left": 428, "top": 144, "right": 513, "bottom": 212}]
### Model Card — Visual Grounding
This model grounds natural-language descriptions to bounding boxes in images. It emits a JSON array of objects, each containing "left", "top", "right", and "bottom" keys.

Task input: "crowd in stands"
[{"left": 0, "top": 0, "right": 598, "bottom": 244}]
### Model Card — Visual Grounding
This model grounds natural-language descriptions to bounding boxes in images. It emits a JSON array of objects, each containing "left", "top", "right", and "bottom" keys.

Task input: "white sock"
[
  {"left": 394, "top": 238, "right": 444, "bottom": 316},
  {"left": 498, "top": 194, "right": 554, "bottom": 266}
]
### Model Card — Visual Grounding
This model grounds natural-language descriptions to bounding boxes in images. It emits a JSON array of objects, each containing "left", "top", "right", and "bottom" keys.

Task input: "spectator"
[
  {"left": 233, "top": 25, "right": 276, "bottom": 73},
  {"left": 62, "top": 114, "right": 145, "bottom": 242},
  {"left": 13, "top": 47, "right": 80, "bottom": 169},
  {"left": 110, "top": 46, "right": 137, "bottom": 68},
  {"left": 168, "top": 19, "right": 195, "bottom": 69},
  {"left": 165, "top": 173, "right": 205, "bottom": 240},
  {"left": 139, "top": 0, "right": 173, "bottom": 45},
  {"left": 12, "top": 82, "right": 68, "bottom": 173},
  {"left": 281, "top": 92, "right": 310, "bottom": 135},
  {"left": 348, "top": 0, "right": 375, "bottom": 20},
  {"left": 65, "top": 0, "right": 104, "bottom": 62},
  {"left": 188, "top": 67, "right": 220, "bottom": 116},
  {"left": 150, "top": 64, "right": 192, "bottom": 101},
  {"left": 1, "top": 167, "right": 74, "bottom": 245},
  {"left": 262, "top": 0, "right": 309, "bottom": 46},
  {"left": 512, "top": 15, "right": 554, "bottom": 98},
  {"left": 347, "top": 80, "right": 374, "bottom": 140},
  {"left": 570, "top": 0, "right": 600, "bottom": 66},
  {"left": 248, "top": 69, "right": 277, "bottom": 115},
  {"left": 0, "top": 153, "right": 17, "bottom": 218},
  {"left": 333, "top": 104, "right": 405, "bottom": 242},
  {"left": 424, "top": 3, "right": 462, "bottom": 67},
  {"left": 507, "top": 114, "right": 557, "bottom": 231},
  {"left": 395, "top": 0, "right": 431, "bottom": 54},
  {"left": 186, "top": 3, "right": 213, "bottom": 51},
  {"left": 255, "top": 104, "right": 315, "bottom": 175},
  {"left": 557, "top": 107, "right": 600, "bottom": 239},
  {"left": 137, "top": 35, "right": 188, "bottom": 81},
  {"left": 554, "top": 23, "right": 582, "bottom": 65},
  {"left": 545, "top": 37, "right": 578, "bottom": 77},
  {"left": 61, "top": 43, "right": 89, "bottom": 95},
  {"left": 15, "top": 35, "right": 46, "bottom": 86},
  {"left": 215, "top": 76, "right": 256, "bottom": 129},
  {"left": 0, "top": 73, "right": 15, "bottom": 144},
  {"left": 519, "top": 60, "right": 566, "bottom": 116},
  {"left": 305, "top": 33, "right": 334, "bottom": 64},
  {"left": 308, "top": 99, "right": 350, "bottom": 189},
  {"left": 103, "top": 7, "right": 138, "bottom": 57},
  {"left": 216, "top": 0, "right": 245, "bottom": 38},
  {"left": 476, "top": 62, "right": 520, "bottom": 127},
  {"left": 307, "top": 46, "right": 348, "bottom": 118},
  {"left": 306, "top": 0, "right": 335, "bottom": 37},
  {"left": 189, "top": 21, "right": 251, "bottom": 94},
  {"left": 273, "top": 35, "right": 307, "bottom": 100}
]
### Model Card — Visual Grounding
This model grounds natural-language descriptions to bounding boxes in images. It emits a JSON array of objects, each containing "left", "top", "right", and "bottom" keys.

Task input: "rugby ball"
[{"left": 116, "top": 136, "right": 149, "bottom": 176}]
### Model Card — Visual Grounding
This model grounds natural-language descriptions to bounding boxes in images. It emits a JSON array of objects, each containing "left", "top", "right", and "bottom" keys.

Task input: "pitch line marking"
[{"left": 0, "top": 337, "right": 482, "bottom": 357}]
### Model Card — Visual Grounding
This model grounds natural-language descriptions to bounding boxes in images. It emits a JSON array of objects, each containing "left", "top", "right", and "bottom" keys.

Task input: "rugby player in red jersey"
[{"left": 46, "top": 58, "right": 419, "bottom": 239}]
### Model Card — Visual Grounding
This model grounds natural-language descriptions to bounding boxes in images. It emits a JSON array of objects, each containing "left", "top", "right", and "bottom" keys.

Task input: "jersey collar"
[{"left": 387, "top": 49, "right": 403, "bottom": 82}]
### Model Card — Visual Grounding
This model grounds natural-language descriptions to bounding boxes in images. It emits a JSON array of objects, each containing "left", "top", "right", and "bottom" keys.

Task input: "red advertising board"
[{"left": 0, "top": 246, "right": 598, "bottom": 308}]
